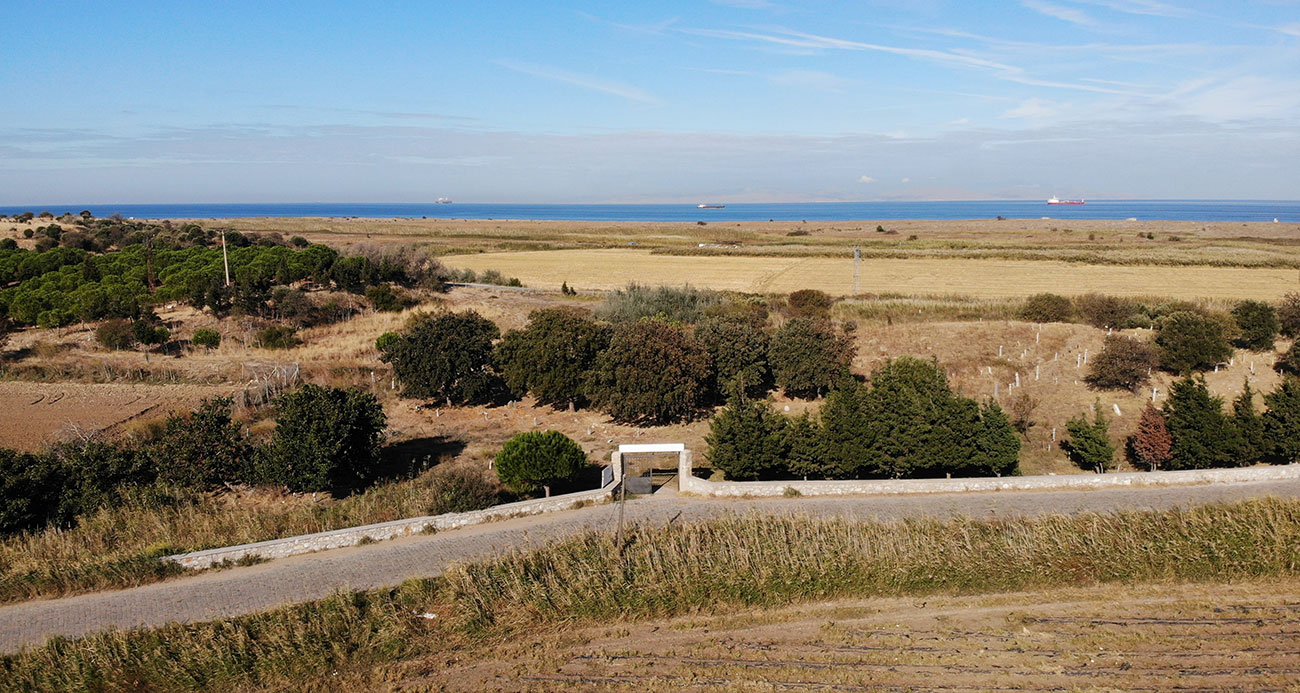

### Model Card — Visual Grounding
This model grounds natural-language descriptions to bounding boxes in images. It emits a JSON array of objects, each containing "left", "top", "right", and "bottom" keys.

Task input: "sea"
[{"left": 2, "top": 200, "right": 1298, "bottom": 223}]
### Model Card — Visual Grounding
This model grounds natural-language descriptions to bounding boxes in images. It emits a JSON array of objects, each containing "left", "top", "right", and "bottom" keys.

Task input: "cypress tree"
[
  {"left": 705, "top": 397, "right": 788, "bottom": 481},
  {"left": 782, "top": 413, "right": 828, "bottom": 480},
  {"left": 1155, "top": 311, "right": 1233, "bottom": 374},
  {"left": 819, "top": 378, "right": 875, "bottom": 478},
  {"left": 971, "top": 399, "right": 1021, "bottom": 477},
  {"left": 768, "top": 317, "right": 855, "bottom": 399},
  {"left": 1063, "top": 403, "right": 1115, "bottom": 474},
  {"left": 1231, "top": 300, "right": 1280, "bottom": 351},
  {"left": 1231, "top": 380, "right": 1265, "bottom": 466},
  {"left": 1162, "top": 377, "right": 1241, "bottom": 469},
  {"left": 1263, "top": 377, "right": 1300, "bottom": 464}
]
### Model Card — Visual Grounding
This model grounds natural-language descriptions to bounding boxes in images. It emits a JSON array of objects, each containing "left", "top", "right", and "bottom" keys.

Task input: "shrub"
[
  {"left": 1162, "top": 377, "right": 1241, "bottom": 470},
  {"left": 0, "top": 448, "right": 61, "bottom": 534},
  {"left": 289, "top": 236, "right": 309, "bottom": 248},
  {"left": 132, "top": 319, "right": 170, "bottom": 346},
  {"left": 768, "top": 317, "right": 855, "bottom": 399},
  {"left": 588, "top": 320, "right": 711, "bottom": 424},
  {"left": 1063, "top": 404, "right": 1115, "bottom": 473},
  {"left": 706, "top": 397, "right": 788, "bottom": 481},
  {"left": 426, "top": 461, "right": 499, "bottom": 515},
  {"left": 1074, "top": 293, "right": 1137, "bottom": 329},
  {"left": 0, "top": 238, "right": 15, "bottom": 250},
  {"left": 255, "top": 325, "right": 300, "bottom": 350},
  {"left": 191, "top": 328, "right": 221, "bottom": 349},
  {"left": 1263, "top": 377, "right": 1300, "bottom": 464},
  {"left": 1276, "top": 340, "right": 1300, "bottom": 376},
  {"left": 493, "top": 431, "right": 587, "bottom": 496},
  {"left": 1231, "top": 300, "right": 1280, "bottom": 351},
  {"left": 597, "top": 283, "right": 722, "bottom": 323},
  {"left": 494, "top": 308, "right": 610, "bottom": 408},
  {"left": 365, "top": 283, "right": 415, "bottom": 312},
  {"left": 1129, "top": 402, "right": 1173, "bottom": 471},
  {"left": 1278, "top": 293, "right": 1300, "bottom": 338},
  {"left": 260, "top": 385, "right": 387, "bottom": 493},
  {"left": 1018, "top": 293, "right": 1073, "bottom": 323},
  {"left": 785, "top": 289, "right": 834, "bottom": 318},
  {"left": 380, "top": 311, "right": 503, "bottom": 405},
  {"left": 1084, "top": 334, "right": 1160, "bottom": 391},
  {"left": 1155, "top": 311, "right": 1232, "bottom": 373},
  {"left": 149, "top": 398, "right": 252, "bottom": 489},
  {"left": 96, "top": 319, "right": 136, "bottom": 350}
]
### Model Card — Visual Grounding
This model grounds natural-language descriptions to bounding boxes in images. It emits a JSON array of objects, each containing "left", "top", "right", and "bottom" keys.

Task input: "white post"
[
  {"left": 1015, "top": 372, "right": 1020, "bottom": 387},
  {"left": 1035, "top": 364, "right": 1040, "bottom": 381},
  {"left": 999, "top": 345, "right": 1003, "bottom": 357}
]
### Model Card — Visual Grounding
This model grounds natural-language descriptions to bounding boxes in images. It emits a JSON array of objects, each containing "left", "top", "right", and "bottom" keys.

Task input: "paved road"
[{"left": 3, "top": 479, "right": 1300, "bottom": 654}]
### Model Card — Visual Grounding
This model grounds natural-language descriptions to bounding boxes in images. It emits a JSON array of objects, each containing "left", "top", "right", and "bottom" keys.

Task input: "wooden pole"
[
  {"left": 615, "top": 453, "right": 627, "bottom": 557},
  {"left": 221, "top": 229, "right": 231, "bottom": 288}
]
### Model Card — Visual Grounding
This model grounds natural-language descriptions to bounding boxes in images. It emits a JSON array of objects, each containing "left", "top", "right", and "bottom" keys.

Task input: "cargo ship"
[
  {"left": 1047, "top": 196, "right": 1084, "bottom": 205},
  {"left": 697, "top": 203, "right": 725, "bottom": 209}
]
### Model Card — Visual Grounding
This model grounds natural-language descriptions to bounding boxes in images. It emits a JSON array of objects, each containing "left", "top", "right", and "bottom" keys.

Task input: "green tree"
[
  {"left": 261, "top": 385, "right": 386, "bottom": 492},
  {"left": 1019, "top": 293, "right": 1073, "bottom": 323},
  {"left": 785, "top": 289, "right": 834, "bottom": 318},
  {"left": 588, "top": 320, "right": 711, "bottom": 424},
  {"left": 1062, "top": 404, "right": 1115, "bottom": 474},
  {"left": 380, "top": 311, "right": 503, "bottom": 405},
  {"left": 1275, "top": 339, "right": 1300, "bottom": 376},
  {"left": 1155, "top": 311, "right": 1233, "bottom": 373},
  {"left": 1074, "top": 293, "right": 1138, "bottom": 329},
  {"left": 1085, "top": 334, "right": 1160, "bottom": 391},
  {"left": 818, "top": 377, "right": 875, "bottom": 478},
  {"left": 1231, "top": 300, "right": 1280, "bottom": 351},
  {"left": 768, "top": 317, "right": 855, "bottom": 399},
  {"left": 1231, "top": 380, "right": 1266, "bottom": 466},
  {"left": 494, "top": 308, "right": 611, "bottom": 408},
  {"left": 1162, "top": 377, "right": 1241, "bottom": 469},
  {"left": 1129, "top": 402, "right": 1173, "bottom": 471},
  {"left": 971, "top": 400, "right": 1021, "bottom": 477},
  {"left": 0, "top": 448, "right": 61, "bottom": 534},
  {"left": 694, "top": 315, "right": 771, "bottom": 400},
  {"left": 493, "top": 430, "right": 587, "bottom": 497},
  {"left": 705, "top": 397, "right": 788, "bottom": 481},
  {"left": 96, "top": 319, "right": 136, "bottom": 350},
  {"left": 1263, "top": 377, "right": 1300, "bottom": 464},
  {"left": 783, "top": 413, "right": 829, "bottom": 479}
]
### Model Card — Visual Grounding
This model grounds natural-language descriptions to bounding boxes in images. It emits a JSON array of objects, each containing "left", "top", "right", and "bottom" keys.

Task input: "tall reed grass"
[{"left": 3, "top": 498, "right": 1299, "bottom": 691}]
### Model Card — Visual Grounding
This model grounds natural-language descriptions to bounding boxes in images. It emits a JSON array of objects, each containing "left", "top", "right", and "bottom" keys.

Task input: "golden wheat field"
[{"left": 442, "top": 249, "right": 1300, "bottom": 300}]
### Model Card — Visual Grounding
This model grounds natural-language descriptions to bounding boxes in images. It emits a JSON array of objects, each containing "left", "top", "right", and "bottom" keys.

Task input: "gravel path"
[{"left": 3, "top": 479, "right": 1299, "bottom": 654}]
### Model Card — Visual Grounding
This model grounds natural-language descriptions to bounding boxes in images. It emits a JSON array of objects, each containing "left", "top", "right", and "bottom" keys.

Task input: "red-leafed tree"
[{"left": 1130, "top": 402, "right": 1173, "bottom": 471}]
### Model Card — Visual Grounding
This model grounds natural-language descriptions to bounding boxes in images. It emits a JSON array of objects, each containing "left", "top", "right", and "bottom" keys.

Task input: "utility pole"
[
  {"left": 221, "top": 229, "right": 231, "bottom": 287},
  {"left": 614, "top": 452, "right": 627, "bottom": 557},
  {"left": 852, "top": 245, "right": 861, "bottom": 295}
]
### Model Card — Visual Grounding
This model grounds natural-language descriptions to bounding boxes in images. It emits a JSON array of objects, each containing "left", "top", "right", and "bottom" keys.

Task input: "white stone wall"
[
  {"left": 680, "top": 462, "right": 1300, "bottom": 497},
  {"left": 167, "top": 460, "right": 623, "bottom": 570}
]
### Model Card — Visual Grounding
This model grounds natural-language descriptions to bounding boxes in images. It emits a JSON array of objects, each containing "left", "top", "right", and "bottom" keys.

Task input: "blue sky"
[{"left": 2, "top": 0, "right": 1298, "bottom": 203}]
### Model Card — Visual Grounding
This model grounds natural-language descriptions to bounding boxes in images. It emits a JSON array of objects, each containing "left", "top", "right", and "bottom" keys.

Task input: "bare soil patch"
[
  {"left": 418, "top": 578, "right": 1300, "bottom": 691},
  {"left": 0, "top": 382, "right": 236, "bottom": 451}
]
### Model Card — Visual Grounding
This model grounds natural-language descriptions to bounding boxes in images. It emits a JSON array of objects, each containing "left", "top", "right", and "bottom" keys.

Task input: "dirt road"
[{"left": 2, "top": 478, "right": 1299, "bottom": 654}]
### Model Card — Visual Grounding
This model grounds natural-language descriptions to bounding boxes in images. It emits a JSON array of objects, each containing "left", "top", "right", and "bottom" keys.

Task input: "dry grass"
[
  {"left": 441, "top": 249, "right": 1300, "bottom": 300},
  {"left": 0, "top": 462, "right": 488, "bottom": 604},
  {"left": 3, "top": 497, "right": 1300, "bottom": 691}
]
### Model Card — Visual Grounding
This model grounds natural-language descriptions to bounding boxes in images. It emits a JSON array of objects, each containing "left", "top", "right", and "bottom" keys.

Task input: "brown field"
[
  {"left": 441, "top": 248, "right": 1300, "bottom": 300},
  {"left": 0, "top": 382, "right": 236, "bottom": 451},
  {"left": 408, "top": 578, "right": 1300, "bottom": 691}
]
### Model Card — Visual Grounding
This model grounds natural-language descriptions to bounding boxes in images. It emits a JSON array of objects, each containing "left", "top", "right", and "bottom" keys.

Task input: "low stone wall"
[
  {"left": 679, "top": 462, "right": 1300, "bottom": 497},
  {"left": 168, "top": 463, "right": 621, "bottom": 570}
]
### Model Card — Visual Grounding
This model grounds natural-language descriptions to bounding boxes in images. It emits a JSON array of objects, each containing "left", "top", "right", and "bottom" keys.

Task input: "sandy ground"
[{"left": 418, "top": 578, "right": 1300, "bottom": 691}]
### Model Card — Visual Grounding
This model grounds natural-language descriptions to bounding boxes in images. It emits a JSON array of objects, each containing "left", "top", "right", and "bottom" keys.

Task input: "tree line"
[{"left": 377, "top": 286, "right": 858, "bottom": 425}]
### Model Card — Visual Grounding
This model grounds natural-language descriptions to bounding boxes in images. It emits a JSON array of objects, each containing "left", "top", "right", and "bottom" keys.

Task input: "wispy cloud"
[
  {"left": 683, "top": 26, "right": 1140, "bottom": 95},
  {"left": 1022, "top": 0, "right": 1096, "bottom": 27},
  {"left": 710, "top": 0, "right": 779, "bottom": 9},
  {"left": 1072, "top": 0, "right": 1190, "bottom": 18},
  {"left": 767, "top": 69, "right": 855, "bottom": 92},
  {"left": 496, "top": 60, "right": 662, "bottom": 105}
]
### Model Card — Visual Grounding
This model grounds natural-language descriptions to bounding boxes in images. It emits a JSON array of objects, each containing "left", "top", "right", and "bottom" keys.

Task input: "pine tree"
[
  {"left": 1063, "top": 403, "right": 1115, "bottom": 474},
  {"left": 1130, "top": 402, "right": 1173, "bottom": 471},
  {"left": 1231, "top": 380, "right": 1265, "bottom": 466},
  {"left": 1162, "top": 377, "right": 1241, "bottom": 469},
  {"left": 1263, "top": 377, "right": 1300, "bottom": 464},
  {"left": 705, "top": 397, "right": 788, "bottom": 481}
]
